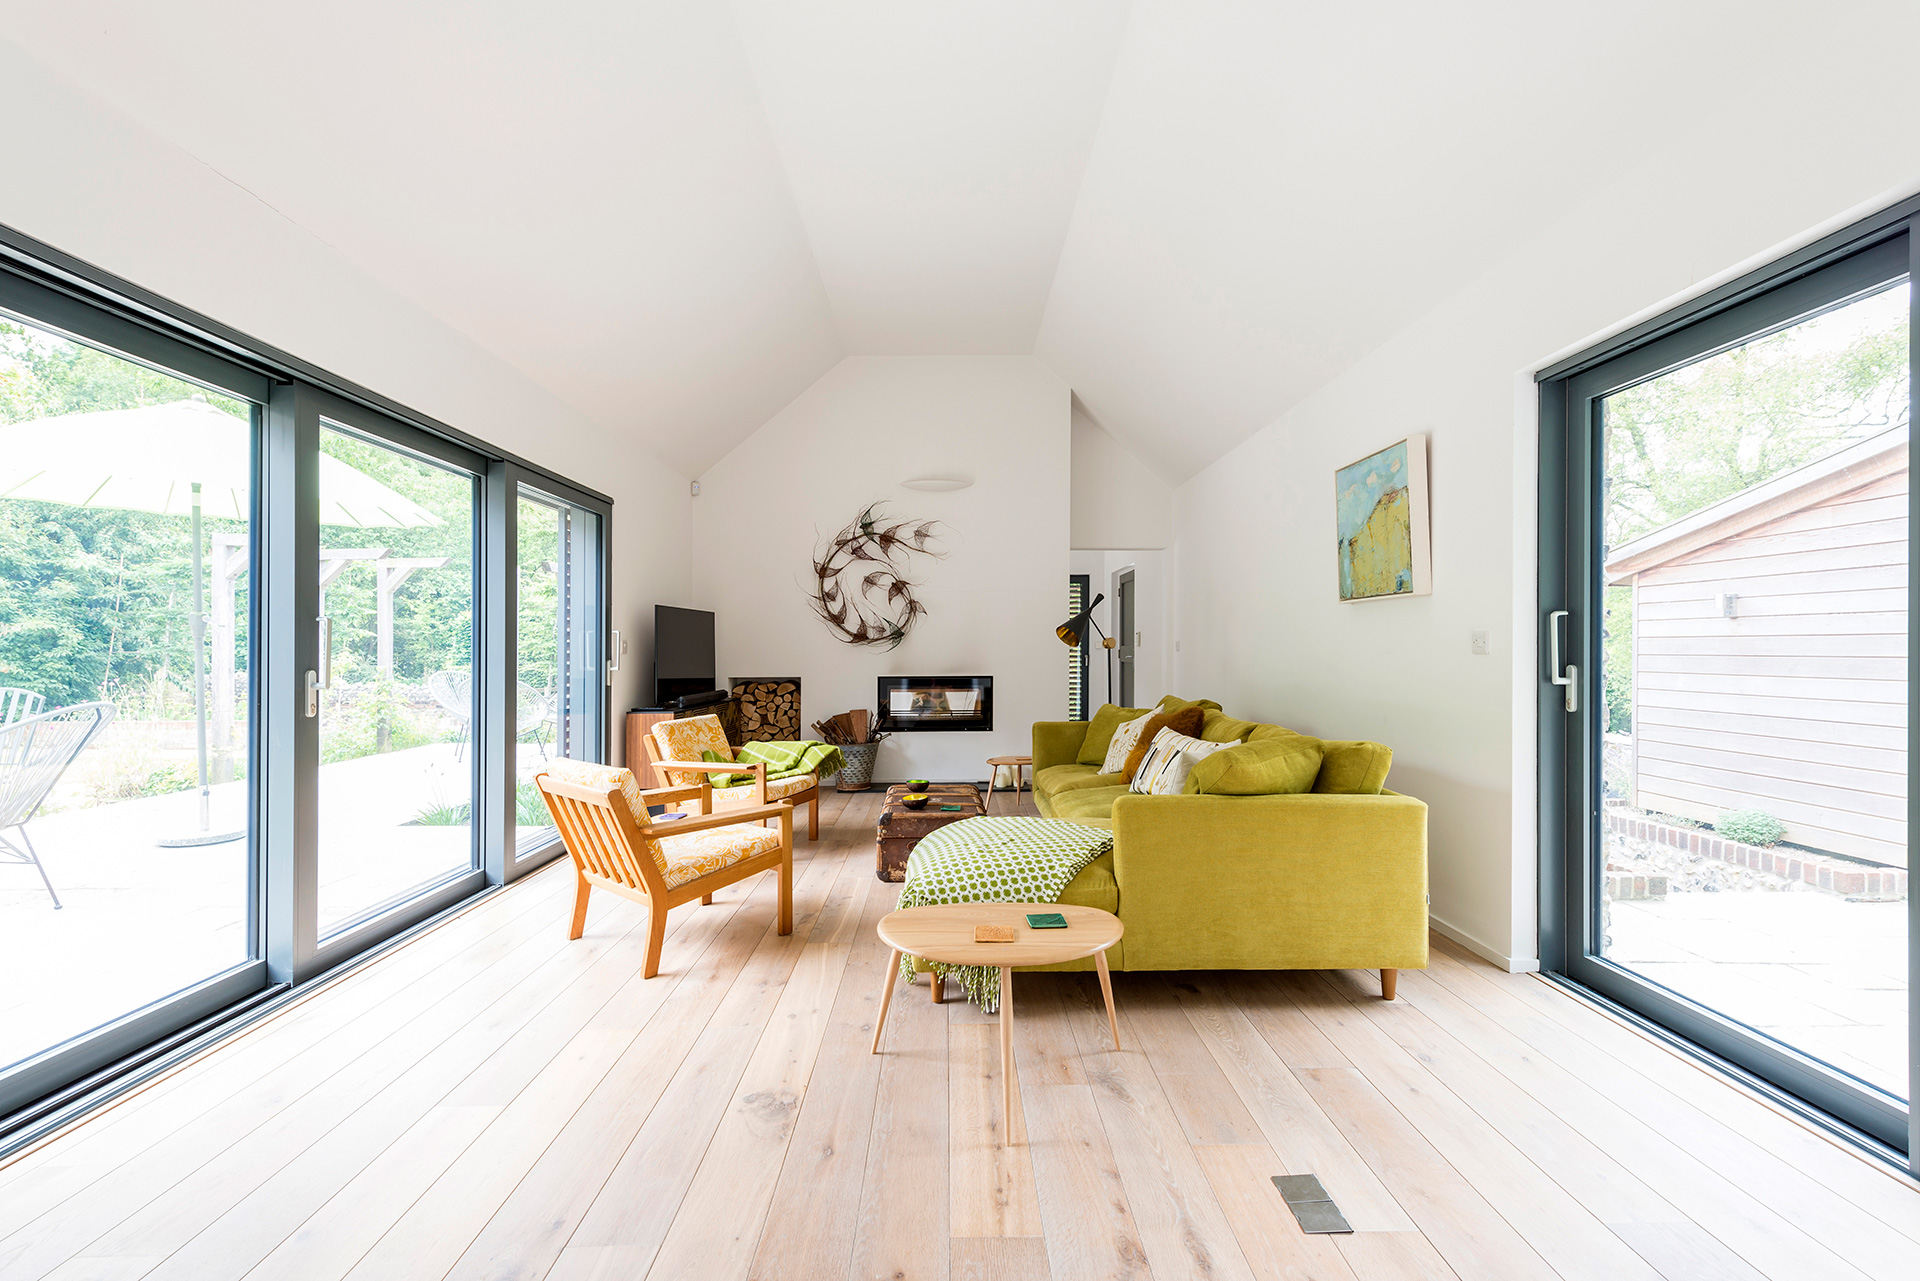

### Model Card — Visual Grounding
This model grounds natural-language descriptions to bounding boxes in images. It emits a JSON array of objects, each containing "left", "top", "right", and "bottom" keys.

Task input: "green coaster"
[
  {"left": 1026, "top": 912, "right": 1068, "bottom": 929},
  {"left": 939, "top": 804, "right": 964, "bottom": 811}
]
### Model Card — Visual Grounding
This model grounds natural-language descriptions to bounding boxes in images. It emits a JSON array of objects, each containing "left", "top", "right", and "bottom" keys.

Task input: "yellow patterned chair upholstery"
[
  {"left": 642, "top": 714, "right": 822, "bottom": 841},
  {"left": 535, "top": 758, "right": 793, "bottom": 978}
]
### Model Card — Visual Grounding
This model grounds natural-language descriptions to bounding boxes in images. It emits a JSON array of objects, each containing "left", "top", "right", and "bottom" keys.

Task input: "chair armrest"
[
  {"left": 655, "top": 759, "right": 765, "bottom": 777},
  {"left": 636, "top": 783, "right": 710, "bottom": 806},
  {"left": 647, "top": 801, "right": 792, "bottom": 837},
  {"left": 1032, "top": 721, "right": 1090, "bottom": 773},
  {"left": 1108, "top": 791, "right": 1429, "bottom": 971}
]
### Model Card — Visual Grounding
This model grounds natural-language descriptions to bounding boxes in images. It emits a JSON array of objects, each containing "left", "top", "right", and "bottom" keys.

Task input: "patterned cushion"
[
  {"left": 1101, "top": 711, "right": 1159, "bottom": 774},
  {"left": 541, "top": 758, "right": 669, "bottom": 878},
  {"left": 651, "top": 715, "right": 733, "bottom": 786},
  {"left": 711, "top": 773, "right": 815, "bottom": 805},
  {"left": 655, "top": 823, "right": 783, "bottom": 889},
  {"left": 1129, "top": 727, "right": 1241, "bottom": 795}
]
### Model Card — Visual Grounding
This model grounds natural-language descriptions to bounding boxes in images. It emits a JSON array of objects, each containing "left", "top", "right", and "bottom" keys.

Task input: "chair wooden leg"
[
  {"left": 642, "top": 906, "right": 667, "bottom": 979},
  {"left": 1381, "top": 968, "right": 1398, "bottom": 1001},
  {"left": 777, "top": 852, "right": 793, "bottom": 936},
  {"left": 872, "top": 948, "right": 902, "bottom": 1053},
  {"left": 700, "top": 892, "right": 713, "bottom": 905},
  {"left": 568, "top": 874, "right": 590, "bottom": 940},
  {"left": 808, "top": 793, "right": 819, "bottom": 841}
]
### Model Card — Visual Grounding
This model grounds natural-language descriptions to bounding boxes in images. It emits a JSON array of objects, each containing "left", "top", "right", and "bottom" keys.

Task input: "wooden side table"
[
  {"left": 984, "top": 755, "right": 1032, "bottom": 812},
  {"left": 871, "top": 902, "right": 1123, "bottom": 1144}
]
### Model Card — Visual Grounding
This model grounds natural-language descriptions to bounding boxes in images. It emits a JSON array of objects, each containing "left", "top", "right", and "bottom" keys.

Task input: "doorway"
[
  {"left": 1539, "top": 208, "right": 1916, "bottom": 1161},
  {"left": 1115, "top": 568, "right": 1136, "bottom": 707}
]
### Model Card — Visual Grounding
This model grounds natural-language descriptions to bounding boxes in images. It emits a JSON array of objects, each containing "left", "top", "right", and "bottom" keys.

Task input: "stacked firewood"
[
  {"left": 811, "top": 707, "right": 888, "bottom": 746},
  {"left": 733, "top": 680, "right": 801, "bottom": 742}
]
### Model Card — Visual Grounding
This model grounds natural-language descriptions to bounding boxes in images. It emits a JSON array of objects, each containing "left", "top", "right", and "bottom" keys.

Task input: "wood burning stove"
[{"left": 875, "top": 676, "right": 993, "bottom": 732}]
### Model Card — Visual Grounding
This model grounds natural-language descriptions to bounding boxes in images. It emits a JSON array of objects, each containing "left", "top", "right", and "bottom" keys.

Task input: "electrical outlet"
[{"left": 1470, "top": 629, "right": 1492, "bottom": 656}]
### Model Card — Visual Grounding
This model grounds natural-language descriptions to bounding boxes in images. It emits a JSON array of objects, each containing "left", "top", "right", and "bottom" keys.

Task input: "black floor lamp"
[{"left": 1056, "top": 592, "right": 1118, "bottom": 707}]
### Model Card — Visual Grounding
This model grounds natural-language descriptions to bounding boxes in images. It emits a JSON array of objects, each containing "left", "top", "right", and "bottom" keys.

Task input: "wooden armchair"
[
  {"left": 642, "top": 713, "right": 822, "bottom": 841},
  {"left": 535, "top": 760, "right": 793, "bottom": 979}
]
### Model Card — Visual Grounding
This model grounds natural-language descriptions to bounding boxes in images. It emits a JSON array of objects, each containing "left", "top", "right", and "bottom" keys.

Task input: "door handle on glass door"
[
  {"left": 305, "top": 616, "right": 332, "bottom": 717},
  {"left": 608, "top": 628, "right": 622, "bottom": 680},
  {"left": 1547, "top": 610, "right": 1577, "bottom": 713}
]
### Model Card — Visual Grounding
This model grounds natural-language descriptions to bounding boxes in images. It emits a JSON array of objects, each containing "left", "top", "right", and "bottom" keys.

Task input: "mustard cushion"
[
  {"left": 1155, "top": 695, "right": 1223, "bottom": 716},
  {"left": 1185, "top": 737, "right": 1323, "bottom": 796},
  {"left": 1314, "top": 740, "right": 1393, "bottom": 794},
  {"left": 651, "top": 714, "right": 733, "bottom": 786},
  {"left": 1036, "top": 765, "right": 1127, "bottom": 802},
  {"left": 710, "top": 774, "right": 814, "bottom": 805},
  {"left": 1056, "top": 850, "right": 1118, "bottom": 915},
  {"left": 1049, "top": 784, "right": 1130, "bottom": 821},
  {"left": 1076, "top": 703, "right": 1153, "bottom": 766},
  {"left": 1199, "top": 709, "right": 1269, "bottom": 744}
]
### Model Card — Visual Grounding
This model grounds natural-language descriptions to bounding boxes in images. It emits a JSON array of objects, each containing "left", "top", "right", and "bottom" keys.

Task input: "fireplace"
[{"left": 876, "top": 676, "right": 993, "bottom": 733}]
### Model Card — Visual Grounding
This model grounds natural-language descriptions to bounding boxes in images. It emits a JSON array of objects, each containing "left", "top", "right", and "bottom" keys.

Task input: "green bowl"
[{"left": 906, "top": 778, "right": 931, "bottom": 791}]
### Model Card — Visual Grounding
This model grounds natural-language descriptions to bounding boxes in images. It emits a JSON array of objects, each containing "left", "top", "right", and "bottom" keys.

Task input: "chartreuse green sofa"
[{"left": 1018, "top": 696, "right": 1428, "bottom": 997}]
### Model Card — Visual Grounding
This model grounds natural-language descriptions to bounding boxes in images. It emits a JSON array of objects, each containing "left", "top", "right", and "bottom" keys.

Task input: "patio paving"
[
  {"left": 0, "top": 742, "right": 557, "bottom": 1074},
  {"left": 1609, "top": 887, "right": 1908, "bottom": 1098}
]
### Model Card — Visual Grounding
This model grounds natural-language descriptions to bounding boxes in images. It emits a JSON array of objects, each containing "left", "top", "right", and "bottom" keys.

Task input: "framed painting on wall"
[{"left": 1335, "top": 433, "right": 1431, "bottom": 601}]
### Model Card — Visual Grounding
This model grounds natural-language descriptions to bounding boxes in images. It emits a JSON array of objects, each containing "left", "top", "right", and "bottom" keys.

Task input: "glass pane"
[
  {"left": 0, "top": 313, "right": 253, "bottom": 1070},
  {"left": 1599, "top": 281, "right": 1910, "bottom": 1099},
  {"left": 515, "top": 491, "right": 566, "bottom": 852},
  {"left": 317, "top": 423, "right": 475, "bottom": 936}
]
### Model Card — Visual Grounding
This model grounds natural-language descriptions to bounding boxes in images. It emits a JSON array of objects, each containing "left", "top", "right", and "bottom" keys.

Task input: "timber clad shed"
[{"left": 1605, "top": 425, "right": 1908, "bottom": 868}]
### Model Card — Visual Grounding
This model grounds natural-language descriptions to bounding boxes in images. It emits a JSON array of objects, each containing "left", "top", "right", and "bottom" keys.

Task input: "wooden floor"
[{"left": 3, "top": 790, "right": 1917, "bottom": 1281}]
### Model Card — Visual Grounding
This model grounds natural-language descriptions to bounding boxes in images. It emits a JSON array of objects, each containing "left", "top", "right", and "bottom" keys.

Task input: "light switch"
[{"left": 1470, "top": 629, "right": 1492, "bottom": 656}]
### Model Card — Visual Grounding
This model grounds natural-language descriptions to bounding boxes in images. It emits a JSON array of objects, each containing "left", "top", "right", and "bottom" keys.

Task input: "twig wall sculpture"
[{"left": 808, "top": 503, "right": 944, "bottom": 650}]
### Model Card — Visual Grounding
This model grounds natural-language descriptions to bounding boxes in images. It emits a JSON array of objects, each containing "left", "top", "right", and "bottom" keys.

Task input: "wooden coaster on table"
[{"left": 973, "top": 924, "right": 1017, "bottom": 943}]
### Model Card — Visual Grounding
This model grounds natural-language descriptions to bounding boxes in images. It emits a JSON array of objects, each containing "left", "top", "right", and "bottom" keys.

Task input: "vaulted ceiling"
[{"left": 1, "top": 2, "right": 1811, "bottom": 481}]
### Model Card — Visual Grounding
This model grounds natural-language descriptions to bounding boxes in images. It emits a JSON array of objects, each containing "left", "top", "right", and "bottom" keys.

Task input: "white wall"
[
  {"left": 0, "top": 38, "right": 693, "bottom": 758},
  {"left": 1171, "top": 99, "right": 1920, "bottom": 970},
  {"left": 694, "top": 355, "right": 1069, "bottom": 782},
  {"left": 1071, "top": 398, "right": 1172, "bottom": 550}
]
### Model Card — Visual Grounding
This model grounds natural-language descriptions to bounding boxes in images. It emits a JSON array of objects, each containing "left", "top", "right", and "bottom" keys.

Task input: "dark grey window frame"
[
  {"left": 0, "top": 221, "right": 613, "bottom": 1122},
  {"left": 1069, "top": 573, "right": 1091, "bottom": 720},
  {"left": 1537, "top": 196, "right": 1919, "bottom": 1165}
]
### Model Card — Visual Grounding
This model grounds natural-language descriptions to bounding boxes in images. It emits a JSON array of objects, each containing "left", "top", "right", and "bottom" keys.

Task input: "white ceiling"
[{"left": 0, "top": 2, "right": 1825, "bottom": 481}]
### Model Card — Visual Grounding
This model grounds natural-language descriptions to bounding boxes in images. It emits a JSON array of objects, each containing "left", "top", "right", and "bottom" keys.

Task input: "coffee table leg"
[
  {"left": 1094, "top": 948, "right": 1120, "bottom": 1050},
  {"left": 872, "top": 948, "right": 901, "bottom": 1054},
  {"left": 999, "top": 966, "right": 1015, "bottom": 1145}
]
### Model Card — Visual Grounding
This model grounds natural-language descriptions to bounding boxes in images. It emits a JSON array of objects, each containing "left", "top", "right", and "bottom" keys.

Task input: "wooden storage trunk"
[{"left": 875, "top": 783, "right": 984, "bottom": 882}]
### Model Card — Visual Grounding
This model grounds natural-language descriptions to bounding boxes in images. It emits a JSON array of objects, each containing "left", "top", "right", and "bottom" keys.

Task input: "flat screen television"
[{"left": 654, "top": 605, "right": 717, "bottom": 707}]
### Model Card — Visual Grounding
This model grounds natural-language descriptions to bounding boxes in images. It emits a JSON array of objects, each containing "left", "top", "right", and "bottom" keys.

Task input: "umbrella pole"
[{"left": 191, "top": 483, "right": 210, "bottom": 832}]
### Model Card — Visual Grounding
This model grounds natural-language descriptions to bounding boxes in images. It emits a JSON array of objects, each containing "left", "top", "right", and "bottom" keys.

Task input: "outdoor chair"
[
  {"left": 534, "top": 759, "right": 792, "bottom": 978},
  {"left": 0, "top": 702, "right": 117, "bottom": 909},
  {"left": 0, "top": 688, "right": 45, "bottom": 724},
  {"left": 427, "top": 669, "right": 554, "bottom": 762}
]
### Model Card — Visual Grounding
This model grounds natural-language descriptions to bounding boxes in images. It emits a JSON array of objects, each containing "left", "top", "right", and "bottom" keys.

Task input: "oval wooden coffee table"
[{"left": 871, "top": 902, "right": 1123, "bottom": 1144}]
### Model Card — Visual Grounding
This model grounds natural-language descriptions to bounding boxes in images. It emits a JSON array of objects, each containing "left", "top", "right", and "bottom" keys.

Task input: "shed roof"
[{"left": 1604, "top": 424, "right": 1908, "bottom": 583}]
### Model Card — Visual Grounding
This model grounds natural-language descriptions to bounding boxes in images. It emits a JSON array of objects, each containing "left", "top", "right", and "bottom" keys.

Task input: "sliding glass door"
[
  {"left": 1541, "top": 210, "right": 1917, "bottom": 1162},
  {"left": 0, "top": 239, "right": 610, "bottom": 1130}
]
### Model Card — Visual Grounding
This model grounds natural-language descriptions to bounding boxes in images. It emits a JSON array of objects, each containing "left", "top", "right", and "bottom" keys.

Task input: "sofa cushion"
[
  {"left": 1034, "top": 763, "right": 1123, "bottom": 802},
  {"left": 1184, "top": 737, "right": 1323, "bottom": 795},
  {"left": 1076, "top": 703, "right": 1154, "bottom": 765},
  {"left": 1314, "top": 740, "right": 1394, "bottom": 794},
  {"left": 1057, "top": 850, "right": 1118, "bottom": 915},
  {"left": 1155, "top": 695, "right": 1223, "bottom": 716},
  {"left": 1198, "top": 709, "right": 1271, "bottom": 744},
  {"left": 1048, "top": 784, "right": 1131, "bottom": 821}
]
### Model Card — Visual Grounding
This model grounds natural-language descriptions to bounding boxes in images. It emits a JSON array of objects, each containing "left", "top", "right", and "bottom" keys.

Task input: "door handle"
[
  {"left": 1547, "top": 610, "right": 1577, "bottom": 713},
  {"left": 305, "top": 615, "right": 332, "bottom": 717},
  {"left": 608, "top": 628, "right": 622, "bottom": 679}
]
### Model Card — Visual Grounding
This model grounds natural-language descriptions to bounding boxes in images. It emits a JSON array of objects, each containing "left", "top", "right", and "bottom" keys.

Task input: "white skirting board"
[{"left": 1429, "top": 914, "right": 1539, "bottom": 974}]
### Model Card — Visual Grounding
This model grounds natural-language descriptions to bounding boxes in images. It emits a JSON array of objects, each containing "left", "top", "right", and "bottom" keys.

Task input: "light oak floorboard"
[{"left": 12, "top": 800, "right": 1919, "bottom": 1281}]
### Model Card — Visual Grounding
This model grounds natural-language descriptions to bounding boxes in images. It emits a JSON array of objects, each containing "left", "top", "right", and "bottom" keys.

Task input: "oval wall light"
[{"left": 900, "top": 475, "right": 973, "bottom": 492}]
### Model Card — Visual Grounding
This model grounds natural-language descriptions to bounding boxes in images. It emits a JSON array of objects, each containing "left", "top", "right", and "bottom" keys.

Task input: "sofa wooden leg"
[
  {"left": 930, "top": 970, "right": 945, "bottom": 1003},
  {"left": 1381, "top": 968, "right": 1397, "bottom": 1001}
]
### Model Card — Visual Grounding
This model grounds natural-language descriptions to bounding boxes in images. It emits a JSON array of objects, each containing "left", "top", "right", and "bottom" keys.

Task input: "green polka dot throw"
[{"left": 896, "top": 816, "right": 1113, "bottom": 1012}]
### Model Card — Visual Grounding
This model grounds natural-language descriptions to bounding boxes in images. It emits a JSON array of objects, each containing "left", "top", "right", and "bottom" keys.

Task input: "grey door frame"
[
  {"left": 1537, "top": 198, "right": 1919, "bottom": 1164},
  {"left": 1114, "top": 567, "right": 1136, "bottom": 707}
]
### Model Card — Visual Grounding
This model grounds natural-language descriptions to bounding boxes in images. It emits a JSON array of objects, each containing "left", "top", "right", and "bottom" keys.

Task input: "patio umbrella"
[{"left": 0, "top": 396, "right": 444, "bottom": 844}]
